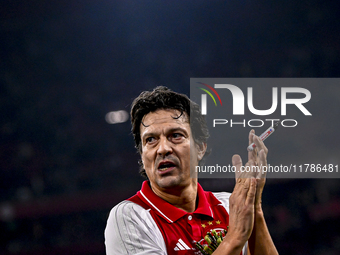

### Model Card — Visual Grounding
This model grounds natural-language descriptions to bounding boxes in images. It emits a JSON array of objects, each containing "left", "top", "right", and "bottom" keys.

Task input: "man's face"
[{"left": 140, "top": 109, "right": 205, "bottom": 191}]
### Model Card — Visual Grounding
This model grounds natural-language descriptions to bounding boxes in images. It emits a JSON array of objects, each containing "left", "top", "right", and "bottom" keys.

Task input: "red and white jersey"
[{"left": 105, "top": 181, "right": 248, "bottom": 255}]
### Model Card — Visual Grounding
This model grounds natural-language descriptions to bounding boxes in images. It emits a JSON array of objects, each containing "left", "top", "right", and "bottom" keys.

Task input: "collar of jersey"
[{"left": 137, "top": 181, "right": 220, "bottom": 223}]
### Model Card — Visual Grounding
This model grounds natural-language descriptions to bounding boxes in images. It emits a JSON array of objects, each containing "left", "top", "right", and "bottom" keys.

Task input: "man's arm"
[
  {"left": 209, "top": 130, "right": 278, "bottom": 255},
  {"left": 105, "top": 200, "right": 167, "bottom": 255},
  {"left": 248, "top": 206, "right": 278, "bottom": 255},
  {"left": 212, "top": 176, "right": 257, "bottom": 255},
  {"left": 247, "top": 131, "right": 279, "bottom": 255}
]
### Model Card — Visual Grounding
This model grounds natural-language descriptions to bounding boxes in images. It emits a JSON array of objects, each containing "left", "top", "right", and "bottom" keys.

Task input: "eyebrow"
[{"left": 141, "top": 127, "right": 189, "bottom": 140}]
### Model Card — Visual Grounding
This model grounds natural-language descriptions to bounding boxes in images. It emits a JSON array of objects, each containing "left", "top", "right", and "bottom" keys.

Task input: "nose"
[{"left": 157, "top": 137, "right": 172, "bottom": 156}]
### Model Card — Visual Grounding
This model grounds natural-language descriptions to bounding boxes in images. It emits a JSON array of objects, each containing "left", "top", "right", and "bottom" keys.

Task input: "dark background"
[{"left": 1, "top": 0, "right": 339, "bottom": 254}]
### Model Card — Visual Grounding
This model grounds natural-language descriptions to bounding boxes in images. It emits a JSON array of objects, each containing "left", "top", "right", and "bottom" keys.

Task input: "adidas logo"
[{"left": 174, "top": 238, "right": 192, "bottom": 251}]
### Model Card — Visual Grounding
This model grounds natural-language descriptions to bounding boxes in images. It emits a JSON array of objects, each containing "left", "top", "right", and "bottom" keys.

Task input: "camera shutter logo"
[{"left": 197, "top": 82, "right": 223, "bottom": 115}]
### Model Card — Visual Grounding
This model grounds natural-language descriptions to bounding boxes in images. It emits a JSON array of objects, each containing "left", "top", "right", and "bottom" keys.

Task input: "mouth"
[{"left": 158, "top": 161, "right": 176, "bottom": 172}]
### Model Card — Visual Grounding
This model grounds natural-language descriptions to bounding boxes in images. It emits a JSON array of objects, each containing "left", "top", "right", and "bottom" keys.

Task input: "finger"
[
  {"left": 253, "top": 135, "right": 268, "bottom": 159},
  {"left": 234, "top": 177, "right": 251, "bottom": 200},
  {"left": 232, "top": 154, "right": 243, "bottom": 180},
  {"left": 235, "top": 159, "right": 256, "bottom": 180},
  {"left": 245, "top": 177, "right": 256, "bottom": 206},
  {"left": 243, "top": 160, "right": 257, "bottom": 179},
  {"left": 253, "top": 135, "right": 268, "bottom": 175},
  {"left": 256, "top": 149, "right": 267, "bottom": 179},
  {"left": 248, "top": 130, "right": 257, "bottom": 162},
  {"left": 233, "top": 178, "right": 249, "bottom": 192},
  {"left": 248, "top": 129, "right": 255, "bottom": 145}
]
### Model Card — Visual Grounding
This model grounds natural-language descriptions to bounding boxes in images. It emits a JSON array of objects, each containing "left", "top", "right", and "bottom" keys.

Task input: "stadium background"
[{"left": 1, "top": 0, "right": 339, "bottom": 254}]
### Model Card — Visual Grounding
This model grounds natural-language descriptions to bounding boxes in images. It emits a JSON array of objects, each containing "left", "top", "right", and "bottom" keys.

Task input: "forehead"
[{"left": 140, "top": 109, "right": 189, "bottom": 134}]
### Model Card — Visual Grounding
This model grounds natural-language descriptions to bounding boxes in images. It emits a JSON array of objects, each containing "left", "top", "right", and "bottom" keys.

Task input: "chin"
[{"left": 157, "top": 176, "right": 183, "bottom": 189}]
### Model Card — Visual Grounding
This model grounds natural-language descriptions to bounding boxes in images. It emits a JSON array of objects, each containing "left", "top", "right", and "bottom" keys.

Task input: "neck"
[{"left": 151, "top": 180, "right": 198, "bottom": 213}]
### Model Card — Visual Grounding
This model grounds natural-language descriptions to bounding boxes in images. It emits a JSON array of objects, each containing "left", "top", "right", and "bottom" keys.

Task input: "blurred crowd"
[{"left": 1, "top": 0, "right": 339, "bottom": 254}]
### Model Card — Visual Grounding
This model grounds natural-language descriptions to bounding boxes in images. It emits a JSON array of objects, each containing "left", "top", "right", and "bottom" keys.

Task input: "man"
[{"left": 105, "top": 86, "right": 278, "bottom": 255}]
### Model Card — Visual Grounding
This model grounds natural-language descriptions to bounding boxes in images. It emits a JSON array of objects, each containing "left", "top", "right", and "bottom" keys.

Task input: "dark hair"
[{"left": 130, "top": 86, "right": 209, "bottom": 178}]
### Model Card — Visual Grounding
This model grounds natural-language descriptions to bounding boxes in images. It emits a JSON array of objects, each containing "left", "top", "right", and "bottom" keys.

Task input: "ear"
[{"left": 196, "top": 142, "right": 207, "bottom": 161}]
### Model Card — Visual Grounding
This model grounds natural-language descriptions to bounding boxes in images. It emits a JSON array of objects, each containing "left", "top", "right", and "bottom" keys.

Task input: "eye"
[
  {"left": 171, "top": 133, "right": 184, "bottom": 141},
  {"left": 145, "top": 137, "right": 156, "bottom": 144}
]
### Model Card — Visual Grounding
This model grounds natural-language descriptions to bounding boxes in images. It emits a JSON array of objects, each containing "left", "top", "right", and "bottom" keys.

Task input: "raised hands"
[
  {"left": 233, "top": 130, "right": 268, "bottom": 207},
  {"left": 222, "top": 130, "right": 271, "bottom": 253}
]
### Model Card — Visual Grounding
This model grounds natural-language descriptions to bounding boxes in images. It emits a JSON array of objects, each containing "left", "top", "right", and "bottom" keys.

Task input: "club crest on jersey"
[{"left": 195, "top": 228, "right": 227, "bottom": 254}]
